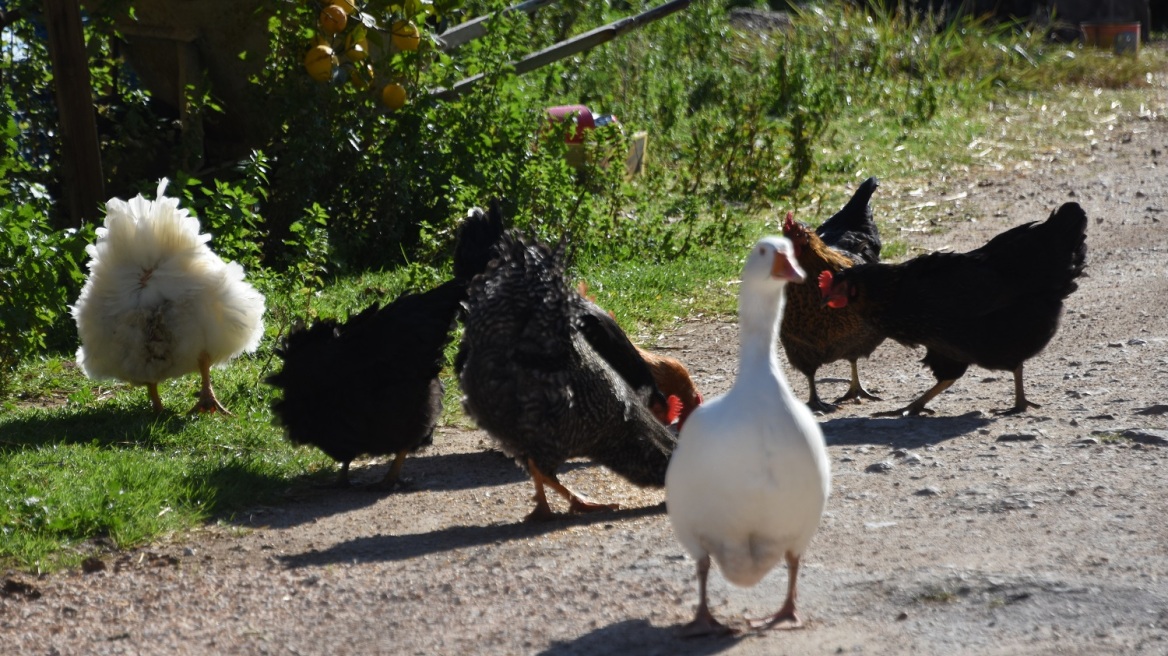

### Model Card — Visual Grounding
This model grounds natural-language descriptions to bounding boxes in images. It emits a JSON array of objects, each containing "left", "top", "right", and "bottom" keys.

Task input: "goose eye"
[{"left": 758, "top": 246, "right": 766, "bottom": 255}]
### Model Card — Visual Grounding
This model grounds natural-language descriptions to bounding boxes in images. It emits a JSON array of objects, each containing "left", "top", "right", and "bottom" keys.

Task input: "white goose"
[{"left": 665, "top": 235, "right": 831, "bottom": 636}]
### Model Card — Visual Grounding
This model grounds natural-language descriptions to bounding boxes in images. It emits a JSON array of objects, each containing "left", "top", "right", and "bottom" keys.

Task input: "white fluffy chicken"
[
  {"left": 72, "top": 179, "right": 265, "bottom": 414},
  {"left": 665, "top": 236, "right": 831, "bottom": 636}
]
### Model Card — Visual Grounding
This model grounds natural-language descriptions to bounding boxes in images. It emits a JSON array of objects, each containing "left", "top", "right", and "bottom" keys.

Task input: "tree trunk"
[{"left": 44, "top": 0, "right": 105, "bottom": 228}]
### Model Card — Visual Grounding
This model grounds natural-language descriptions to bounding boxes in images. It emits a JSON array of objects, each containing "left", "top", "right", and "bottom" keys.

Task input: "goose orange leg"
[
  {"left": 681, "top": 555, "right": 736, "bottom": 637},
  {"left": 749, "top": 551, "right": 805, "bottom": 630}
]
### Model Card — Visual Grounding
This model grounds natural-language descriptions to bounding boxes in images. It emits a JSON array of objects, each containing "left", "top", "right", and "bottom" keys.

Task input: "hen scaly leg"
[
  {"left": 189, "top": 351, "right": 231, "bottom": 415},
  {"left": 681, "top": 555, "right": 736, "bottom": 637},
  {"left": 750, "top": 551, "right": 804, "bottom": 631},
  {"left": 833, "top": 360, "right": 881, "bottom": 405},
  {"left": 873, "top": 379, "right": 955, "bottom": 417},
  {"left": 995, "top": 364, "right": 1039, "bottom": 415},
  {"left": 524, "top": 458, "right": 618, "bottom": 522},
  {"left": 804, "top": 376, "right": 837, "bottom": 414},
  {"left": 367, "top": 451, "right": 410, "bottom": 491},
  {"left": 146, "top": 383, "right": 164, "bottom": 413},
  {"left": 524, "top": 459, "right": 558, "bottom": 522}
]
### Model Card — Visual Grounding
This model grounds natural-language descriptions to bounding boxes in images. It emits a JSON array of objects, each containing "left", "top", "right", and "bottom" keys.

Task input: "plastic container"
[{"left": 1081, "top": 22, "right": 1141, "bottom": 55}]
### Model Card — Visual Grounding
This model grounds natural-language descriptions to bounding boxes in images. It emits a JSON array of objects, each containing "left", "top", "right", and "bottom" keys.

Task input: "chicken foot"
[
  {"left": 366, "top": 450, "right": 411, "bottom": 491},
  {"left": 681, "top": 555, "right": 737, "bottom": 637},
  {"left": 524, "top": 458, "right": 619, "bottom": 522},
  {"left": 188, "top": 351, "right": 232, "bottom": 415},
  {"left": 803, "top": 377, "right": 838, "bottom": 414},
  {"left": 994, "top": 365, "right": 1040, "bottom": 415},
  {"left": 146, "top": 383, "right": 164, "bottom": 413},
  {"left": 747, "top": 551, "right": 804, "bottom": 631},
  {"left": 832, "top": 360, "right": 881, "bottom": 405},
  {"left": 873, "top": 379, "right": 955, "bottom": 417}
]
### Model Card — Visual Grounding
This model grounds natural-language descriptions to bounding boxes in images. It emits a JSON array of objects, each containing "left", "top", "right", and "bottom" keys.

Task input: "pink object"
[{"left": 545, "top": 105, "right": 595, "bottom": 143}]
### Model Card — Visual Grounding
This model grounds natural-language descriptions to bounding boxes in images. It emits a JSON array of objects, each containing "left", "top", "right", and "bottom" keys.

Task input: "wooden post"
[{"left": 43, "top": 0, "right": 105, "bottom": 228}]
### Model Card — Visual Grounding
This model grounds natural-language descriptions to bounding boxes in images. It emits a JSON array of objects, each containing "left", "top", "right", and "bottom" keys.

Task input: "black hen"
[
  {"left": 819, "top": 202, "right": 1088, "bottom": 416},
  {"left": 815, "top": 176, "right": 881, "bottom": 265},
  {"left": 457, "top": 232, "right": 678, "bottom": 521},
  {"left": 266, "top": 207, "right": 503, "bottom": 487}
]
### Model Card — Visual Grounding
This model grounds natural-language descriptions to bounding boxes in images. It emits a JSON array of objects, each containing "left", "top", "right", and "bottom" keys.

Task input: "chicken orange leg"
[
  {"left": 146, "top": 382, "right": 164, "bottom": 413},
  {"left": 681, "top": 555, "right": 736, "bottom": 637},
  {"left": 748, "top": 551, "right": 804, "bottom": 630},
  {"left": 189, "top": 351, "right": 231, "bottom": 415},
  {"left": 524, "top": 458, "right": 619, "bottom": 522},
  {"left": 874, "top": 379, "right": 955, "bottom": 417},
  {"left": 367, "top": 450, "right": 410, "bottom": 491}
]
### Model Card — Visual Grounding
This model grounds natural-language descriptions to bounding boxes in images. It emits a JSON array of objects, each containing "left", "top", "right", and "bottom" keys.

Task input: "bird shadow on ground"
[
  {"left": 277, "top": 502, "right": 667, "bottom": 569},
  {"left": 0, "top": 405, "right": 193, "bottom": 451},
  {"left": 821, "top": 412, "right": 993, "bottom": 448},
  {"left": 536, "top": 619, "right": 743, "bottom": 656},
  {"left": 244, "top": 453, "right": 614, "bottom": 530},
  {"left": 392, "top": 449, "right": 529, "bottom": 492}
]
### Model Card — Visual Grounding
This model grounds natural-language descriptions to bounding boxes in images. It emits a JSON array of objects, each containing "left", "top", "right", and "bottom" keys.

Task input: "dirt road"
[{"left": 4, "top": 104, "right": 1168, "bottom": 656}]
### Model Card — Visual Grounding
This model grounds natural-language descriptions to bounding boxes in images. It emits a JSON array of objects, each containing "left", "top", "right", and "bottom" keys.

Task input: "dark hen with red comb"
[{"left": 819, "top": 202, "right": 1088, "bottom": 416}]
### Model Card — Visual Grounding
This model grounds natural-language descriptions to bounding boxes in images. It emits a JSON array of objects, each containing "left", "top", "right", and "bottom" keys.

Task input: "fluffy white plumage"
[
  {"left": 665, "top": 236, "right": 831, "bottom": 636},
  {"left": 72, "top": 179, "right": 265, "bottom": 413}
]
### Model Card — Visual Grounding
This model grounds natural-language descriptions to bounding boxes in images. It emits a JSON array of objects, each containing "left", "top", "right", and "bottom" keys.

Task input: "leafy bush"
[{"left": 0, "top": 111, "right": 91, "bottom": 395}]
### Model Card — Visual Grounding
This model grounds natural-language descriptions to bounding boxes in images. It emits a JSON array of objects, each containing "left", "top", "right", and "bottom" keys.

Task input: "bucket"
[{"left": 1081, "top": 22, "right": 1141, "bottom": 55}]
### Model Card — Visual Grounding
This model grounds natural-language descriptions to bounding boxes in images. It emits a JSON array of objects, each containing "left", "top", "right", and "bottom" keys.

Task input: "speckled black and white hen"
[
  {"left": 457, "top": 231, "right": 678, "bottom": 521},
  {"left": 266, "top": 206, "right": 503, "bottom": 488}
]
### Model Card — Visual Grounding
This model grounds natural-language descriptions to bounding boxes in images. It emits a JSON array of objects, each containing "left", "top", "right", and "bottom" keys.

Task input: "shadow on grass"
[
  {"left": 822, "top": 412, "right": 993, "bottom": 448},
  {"left": 536, "top": 619, "right": 742, "bottom": 656},
  {"left": 277, "top": 501, "right": 667, "bottom": 569},
  {"left": 0, "top": 404, "right": 200, "bottom": 451}
]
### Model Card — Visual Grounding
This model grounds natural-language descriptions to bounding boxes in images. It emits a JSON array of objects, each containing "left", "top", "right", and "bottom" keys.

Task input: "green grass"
[
  {"left": 3, "top": 6, "right": 1167, "bottom": 572},
  {"left": 0, "top": 354, "right": 332, "bottom": 572}
]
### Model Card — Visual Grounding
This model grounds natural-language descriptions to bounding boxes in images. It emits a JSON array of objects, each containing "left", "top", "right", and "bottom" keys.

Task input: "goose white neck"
[{"left": 737, "top": 280, "right": 787, "bottom": 380}]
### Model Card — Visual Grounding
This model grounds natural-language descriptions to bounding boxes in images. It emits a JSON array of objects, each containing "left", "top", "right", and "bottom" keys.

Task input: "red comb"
[
  {"left": 782, "top": 211, "right": 795, "bottom": 234},
  {"left": 666, "top": 395, "right": 683, "bottom": 425},
  {"left": 817, "top": 270, "right": 834, "bottom": 297}
]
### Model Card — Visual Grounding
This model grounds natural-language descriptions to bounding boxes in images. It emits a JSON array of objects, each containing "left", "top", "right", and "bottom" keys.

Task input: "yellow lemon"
[
  {"left": 319, "top": 4, "right": 348, "bottom": 34},
  {"left": 304, "top": 45, "right": 336, "bottom": 82},
  {"left": 381, "top": 83, "right": 408, "bottom": 110},
  {"left": 329, "top": 0, "right": 358, "bottom": 15},
  {"left": 391, "top": 20, "right": 421, "bottom": 52}
]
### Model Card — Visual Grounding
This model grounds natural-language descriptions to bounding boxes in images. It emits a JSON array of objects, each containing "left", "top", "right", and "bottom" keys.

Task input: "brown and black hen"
[
  {"left": 819, "top": 202, "right": 1088, "bottom": 416},
  {"left": 457, "top": 231, "right": 678, "bottom": 521},
  {"left": 781, "top": 176, "right": 884, "bottom": 412}
]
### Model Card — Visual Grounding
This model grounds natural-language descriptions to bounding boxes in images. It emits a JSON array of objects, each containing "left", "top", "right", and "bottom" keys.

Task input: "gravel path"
[{"left": 4, "top": 97, "right": 1168, "bottom": 656}]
